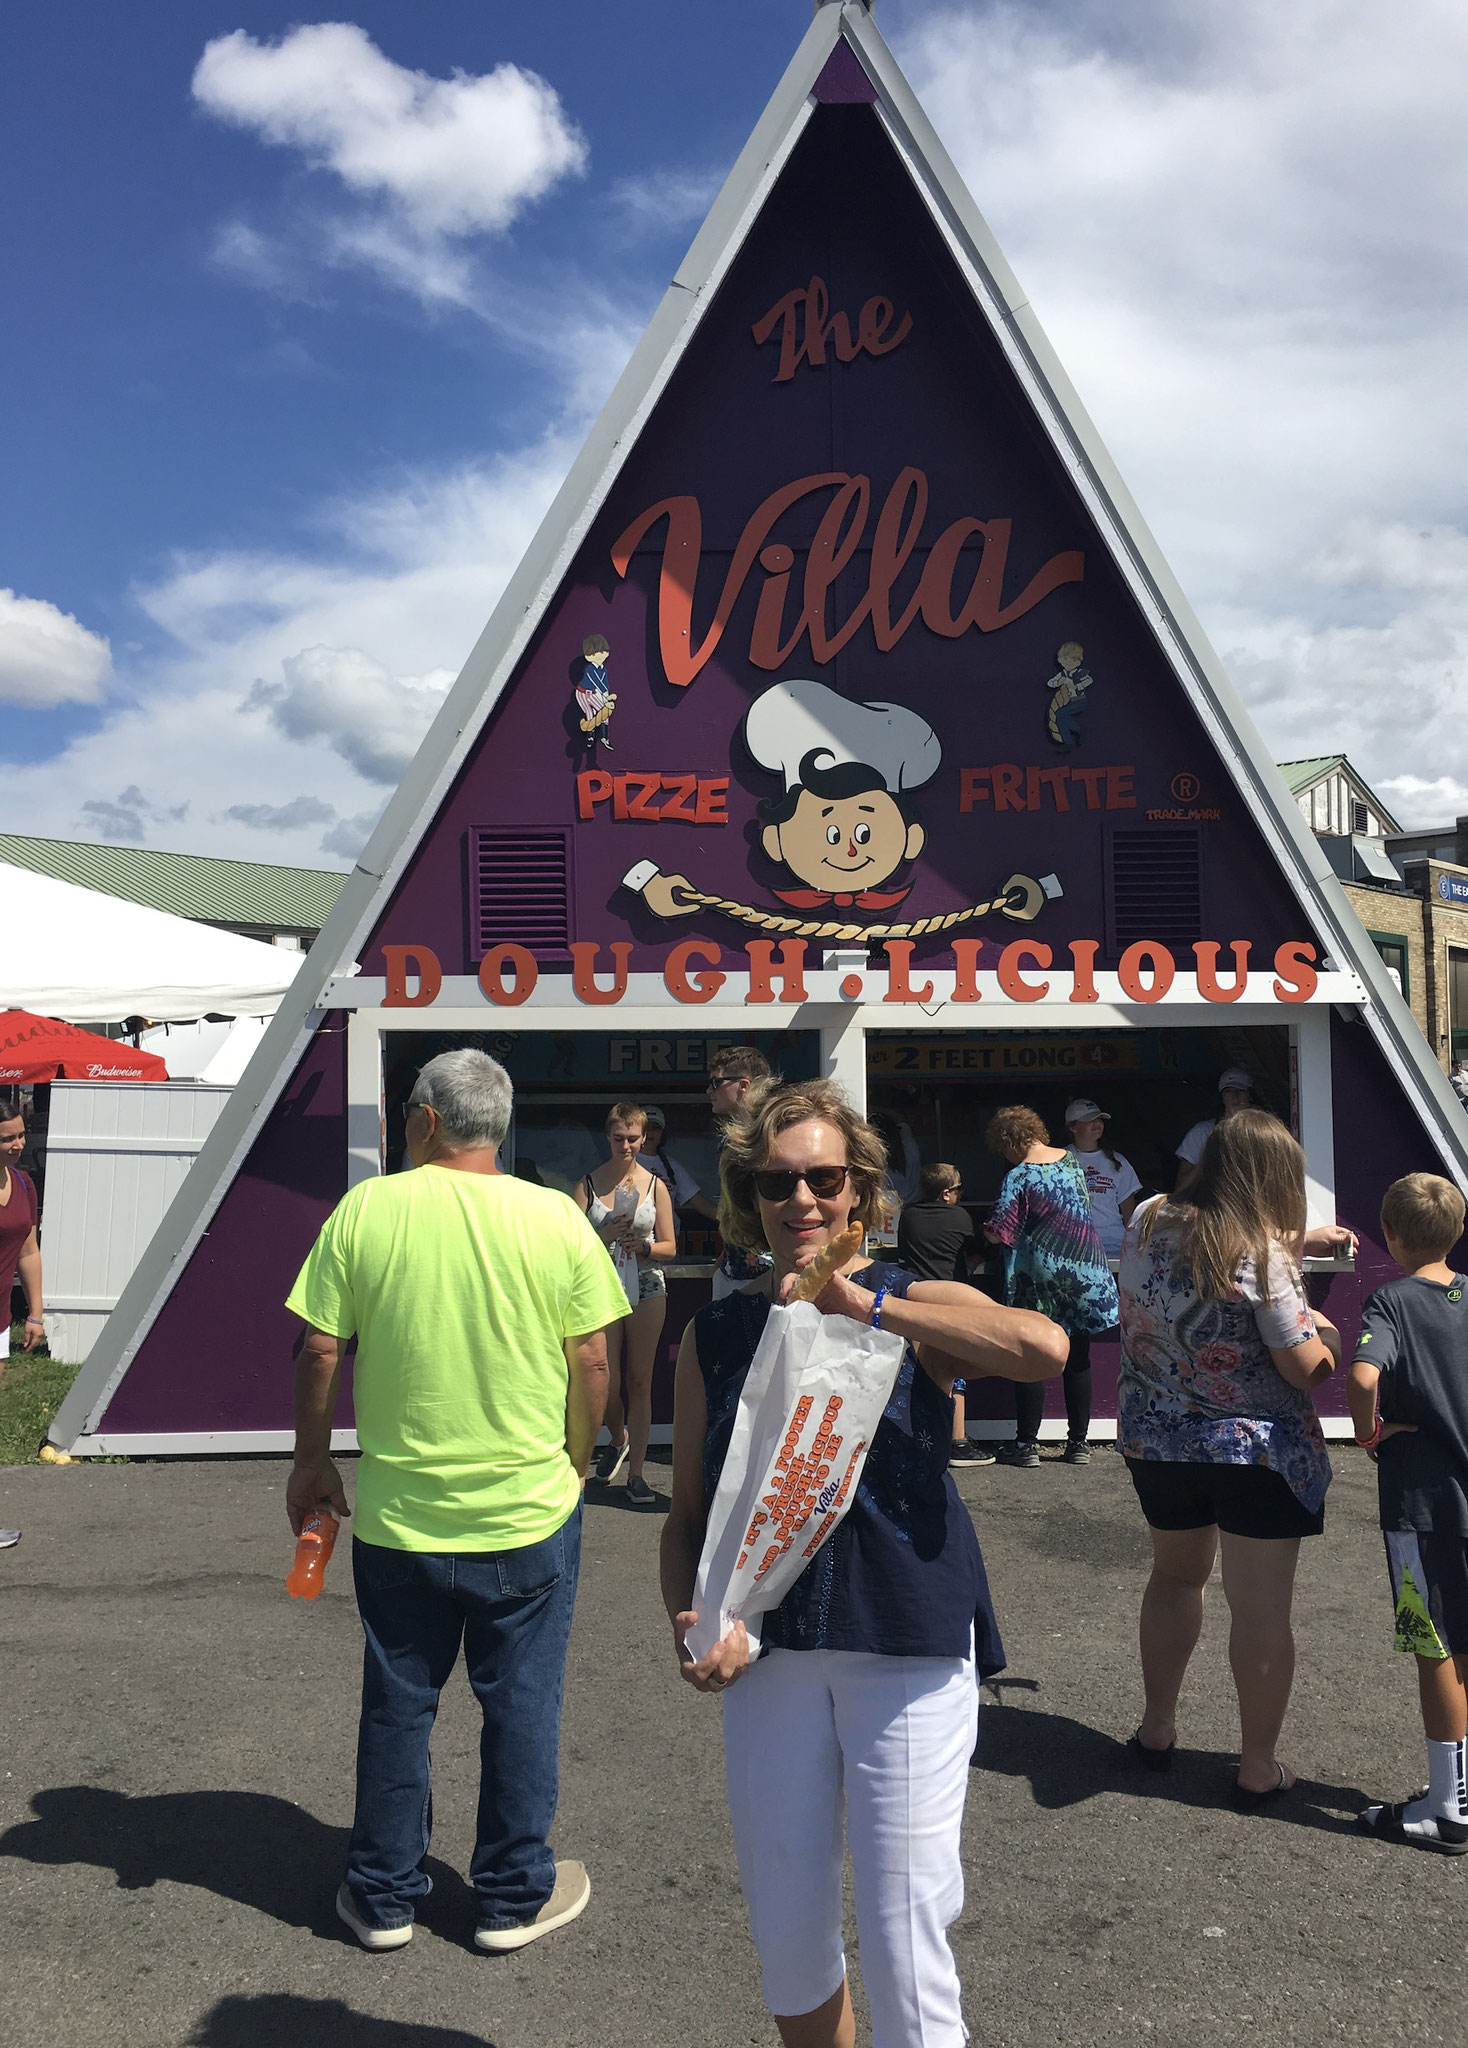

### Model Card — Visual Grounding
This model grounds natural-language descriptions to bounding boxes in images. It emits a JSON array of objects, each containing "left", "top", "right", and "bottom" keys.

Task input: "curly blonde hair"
[{"left": 717, "top": 1079, "right": 886, "bottom": 1252}]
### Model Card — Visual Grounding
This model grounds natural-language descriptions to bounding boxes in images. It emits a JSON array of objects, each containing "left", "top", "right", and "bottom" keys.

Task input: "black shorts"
[{"left": 1125, "top": 1456, "right": 1324, "bottom": 1540}]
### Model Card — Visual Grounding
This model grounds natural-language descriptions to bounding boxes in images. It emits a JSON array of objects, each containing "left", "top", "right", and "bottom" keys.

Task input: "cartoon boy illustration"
[
  {"left": 620, "top": 676, "right": 1059, "bottom": 939},
  {"left": 575, "top": 632, "right": 616, "bottom": 750},
  {"left": 1044, "top": 641, "right": 1093, "bottom": 749},
  {"left": 744, "top": 679, "right": 941, "bottom": 908}
]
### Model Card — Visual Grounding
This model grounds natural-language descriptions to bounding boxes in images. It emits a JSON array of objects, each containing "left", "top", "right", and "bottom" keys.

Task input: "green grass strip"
[{"left": 0, "top": 1344, "right": 82, "bottom": 1465}]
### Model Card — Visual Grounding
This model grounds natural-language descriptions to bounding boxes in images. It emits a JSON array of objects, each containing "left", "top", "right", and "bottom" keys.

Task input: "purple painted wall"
[
  {"left": 363, "top": 107, "right": 1312, "bottom": 983},
  {"left": 98, "top": 1018, "right": 353, "bottom": 1434}
]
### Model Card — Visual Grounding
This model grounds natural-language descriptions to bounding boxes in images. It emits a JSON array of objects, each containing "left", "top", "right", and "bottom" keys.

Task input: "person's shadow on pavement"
[
  {"left": 973, "top": 1701, "right": 1371, "bottom": 1836},
  {"left": 0, "top": 1787, "right": 476, "bottom": 1942},
  {"left": 191, "top": 1995, "right": 496, "bottom": 2047}
]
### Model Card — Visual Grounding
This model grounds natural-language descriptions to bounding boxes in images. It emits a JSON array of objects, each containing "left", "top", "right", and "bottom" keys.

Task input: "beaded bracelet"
[{"left": 869, "top": 1285, "right": 889, "bottom": 1332}]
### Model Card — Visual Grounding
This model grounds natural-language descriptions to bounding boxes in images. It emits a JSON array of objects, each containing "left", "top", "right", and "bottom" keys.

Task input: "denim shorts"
[{"left": 637, "top": 1263, "right": 666, "bottom": 1301}]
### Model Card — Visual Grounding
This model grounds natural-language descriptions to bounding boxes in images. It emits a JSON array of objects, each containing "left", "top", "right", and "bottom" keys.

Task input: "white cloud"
[
  {"left": 192, "top": 24, "right": 585, "bottom": 312},
  {"left": 320, "top": 807, "right": 385, "bottom": 860},
  {"left": 192, "top": 24, "right": 586, "bottom": 236},
  {"left": 2, "top": 438, "right": 575, "bottom": 865},
  {"left": 80, "top": 786, "right": 188, "bottom": 842},
  {"left": 0, "top": 589, "right": 112, "bottom": 708},
  {"left": 1377, "top": 774, "right": 1468, "bottom": 823},
  {"left": 224, "top": 794, "right": 337, "bottom": 832},
  {"left": 892, "top": 0, "right": 1468, "bottom": 820},
  {"left": 248, "top": 645, "right": 455, "bottom": 784}
]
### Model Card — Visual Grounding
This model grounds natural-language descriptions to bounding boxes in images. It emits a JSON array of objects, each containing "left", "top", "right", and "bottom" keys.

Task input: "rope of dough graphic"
[{"left": 621, "top": 861, "right": 1062, "bottom": 941}]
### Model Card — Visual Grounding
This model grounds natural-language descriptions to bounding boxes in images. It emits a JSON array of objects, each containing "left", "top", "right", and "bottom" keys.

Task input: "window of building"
[
  {"left": 1449, "top": 946, "right": 1468, "bottom": 1058},
  {"left": 1351, "top": 799, "right": 1370, "bottom": 834},
  {"left": 1368, "top": 931, "right": 1408, "bottom": 998}
]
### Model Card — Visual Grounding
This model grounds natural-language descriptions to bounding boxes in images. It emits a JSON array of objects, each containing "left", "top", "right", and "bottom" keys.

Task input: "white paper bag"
[{"left": 684, "top": 1301, "right": 906, "bottom": 1665}]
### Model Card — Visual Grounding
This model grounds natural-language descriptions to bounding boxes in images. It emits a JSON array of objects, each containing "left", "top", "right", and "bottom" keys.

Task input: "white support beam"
[
  {"left": 1293, "top": 1006, "right": 1337, "bottom": 1228},
  {"left": 346, "top": 1011, "right": 384, "bottom": 1186},
  {"left": 820, "top": 1012, "right": 868, "bottom": 1113}
]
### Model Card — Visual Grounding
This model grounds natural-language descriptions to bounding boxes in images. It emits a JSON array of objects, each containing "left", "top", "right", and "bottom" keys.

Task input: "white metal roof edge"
[
  {"left": 844, "top": 5, "right": 1468, "bottom": 1196},
  {"left": 46, "top": 7, "right": 849, "bottom": 1452}
]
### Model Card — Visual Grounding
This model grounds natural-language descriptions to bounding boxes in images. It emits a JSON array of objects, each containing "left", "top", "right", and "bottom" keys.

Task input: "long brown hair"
[{"left": 1135, "top": 1108, "right": 1306, "bottom": 1300}]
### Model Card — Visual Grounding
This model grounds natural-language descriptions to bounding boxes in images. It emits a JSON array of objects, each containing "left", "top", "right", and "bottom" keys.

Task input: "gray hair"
[{"left": 413, "top": 1049, "right": 513, "bottom": 1151}]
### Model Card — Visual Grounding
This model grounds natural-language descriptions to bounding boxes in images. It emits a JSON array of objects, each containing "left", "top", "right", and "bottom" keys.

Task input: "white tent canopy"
[
  {"left": 1, "top": 862, "right": 313, "bottom": 1022},
  {"left": 138, "top": 1015, "right": 271, "bottom": 1082}
]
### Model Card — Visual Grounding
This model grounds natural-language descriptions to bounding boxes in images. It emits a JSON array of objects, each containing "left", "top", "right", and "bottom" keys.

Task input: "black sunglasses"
[{"left": 752, "top": 1165, "right": 850, "bottom": 1202}]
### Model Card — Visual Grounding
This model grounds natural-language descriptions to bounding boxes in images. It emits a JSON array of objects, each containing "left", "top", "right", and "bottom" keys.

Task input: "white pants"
[{"left": 722, "top": 1640, "right": 978, "bottom": 2047}]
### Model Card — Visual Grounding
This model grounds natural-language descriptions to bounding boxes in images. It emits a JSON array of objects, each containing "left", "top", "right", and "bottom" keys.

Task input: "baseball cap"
[
  {"left": 1217, "top": 1068, "right": 1253, "bottom": 1094},
  {"left": 1064, "top": 1098, "right": 1110, "bottom": 1125},
  {"left": 641, "top": 1104, "right": 666, "bottom": 1127}
]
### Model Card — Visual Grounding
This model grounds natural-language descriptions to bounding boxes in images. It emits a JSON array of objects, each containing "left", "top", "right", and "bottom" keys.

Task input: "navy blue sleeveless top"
[{"left": 693, "top": 1262, "right": 1005, "bottom": 1673}]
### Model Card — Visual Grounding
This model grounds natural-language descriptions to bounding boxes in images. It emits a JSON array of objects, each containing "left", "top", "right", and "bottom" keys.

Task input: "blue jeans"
[{"left": 345, "top": 1502, "right": 582, "bottom": 1930}]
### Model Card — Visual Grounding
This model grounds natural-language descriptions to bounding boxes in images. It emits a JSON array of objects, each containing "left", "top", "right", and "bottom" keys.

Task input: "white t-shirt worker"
[
  {"left": 1063, "top": 1097, "right": 1141, "bottom": 1259},
  {"left": 1175, "top": 1068, "right": 1256, "bottom": 1188}
]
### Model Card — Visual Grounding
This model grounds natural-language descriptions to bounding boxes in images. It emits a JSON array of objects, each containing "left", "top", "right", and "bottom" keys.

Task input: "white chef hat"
[{"left": 743, "top": 679, "right": 942, "bottom": 795}]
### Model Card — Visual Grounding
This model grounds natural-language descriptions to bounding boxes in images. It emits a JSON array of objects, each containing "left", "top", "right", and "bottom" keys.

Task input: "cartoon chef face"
[
  {"left": 761, "top": 759, "right": 923, "bottom": 892},
  {"left": 744, "top": 680, "right": 942, "bottom": 909}
]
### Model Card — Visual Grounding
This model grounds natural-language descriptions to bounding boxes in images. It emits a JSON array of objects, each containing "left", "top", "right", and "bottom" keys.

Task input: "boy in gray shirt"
[{"left": 1349, "top": 1172, "right": 1468, "bottom": 1855}]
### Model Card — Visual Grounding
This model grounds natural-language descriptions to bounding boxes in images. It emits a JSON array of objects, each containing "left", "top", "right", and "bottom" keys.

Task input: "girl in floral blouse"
[
  {"left": 1118, "top": 1108, "right": 1342, "bottom": 1804},
  {"left": 984, "top": 1104, "right": 1119, "bottom": 1467}
]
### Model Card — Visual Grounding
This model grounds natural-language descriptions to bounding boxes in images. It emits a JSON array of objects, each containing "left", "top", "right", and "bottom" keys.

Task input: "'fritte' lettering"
[{"left": 960, "top": 765, "right": 1135, "bottom": 814}]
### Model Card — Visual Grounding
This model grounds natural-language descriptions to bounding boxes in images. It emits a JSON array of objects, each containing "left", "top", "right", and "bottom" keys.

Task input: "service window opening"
[{"left": 865, "top": 1025, "right": 1291, "bottom": 1211}]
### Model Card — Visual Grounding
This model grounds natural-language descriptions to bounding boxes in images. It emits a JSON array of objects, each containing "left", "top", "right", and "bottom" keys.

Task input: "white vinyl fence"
[{"left": 41, "top": 1081, "right": 231, "bottom": 1362}]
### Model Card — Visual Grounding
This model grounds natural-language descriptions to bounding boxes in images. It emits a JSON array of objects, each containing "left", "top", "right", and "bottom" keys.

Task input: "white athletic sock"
[{"left": 1405, "top": 1737, "right": 1468, "bottom": 1825}]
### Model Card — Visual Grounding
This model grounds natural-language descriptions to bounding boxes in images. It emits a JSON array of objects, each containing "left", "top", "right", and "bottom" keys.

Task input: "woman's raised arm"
[{"left": 795, "top": 1268, "right": 1069, "bottom": 1395}]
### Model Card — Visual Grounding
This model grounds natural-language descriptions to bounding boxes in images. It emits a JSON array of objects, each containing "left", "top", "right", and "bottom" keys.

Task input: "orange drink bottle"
[{"left": 285, "top": 1511, "right": 339, "bottom": 1600}]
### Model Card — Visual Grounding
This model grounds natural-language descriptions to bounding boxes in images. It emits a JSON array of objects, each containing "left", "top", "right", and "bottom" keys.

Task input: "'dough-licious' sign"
[{"left": 376, "top": 937, "right": 1324, "bottom": 1008}]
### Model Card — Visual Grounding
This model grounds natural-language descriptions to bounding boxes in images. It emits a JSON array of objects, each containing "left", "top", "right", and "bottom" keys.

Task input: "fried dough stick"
[{"left": 788, "top": 1221, "right": 865, "bottom": 1303}]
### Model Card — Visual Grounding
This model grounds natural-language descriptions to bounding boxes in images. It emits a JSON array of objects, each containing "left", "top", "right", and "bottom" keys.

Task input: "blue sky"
[{"left": 5, "top": 1, "right": 1468, "bottom": 862}]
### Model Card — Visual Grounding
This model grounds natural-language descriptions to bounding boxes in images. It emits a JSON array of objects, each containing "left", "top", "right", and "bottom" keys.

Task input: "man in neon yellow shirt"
[{"left": 286, "top": 1048, "right": 629, "bottom": 1955}]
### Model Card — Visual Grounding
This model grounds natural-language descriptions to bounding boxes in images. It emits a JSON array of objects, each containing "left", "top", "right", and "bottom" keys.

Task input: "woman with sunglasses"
[
  {"left": 574, "top": 1102, "right": 676, "bottom": 1506},
  {"left": 661, "top": 1079, "right": 1066, "bottom": 2048}
]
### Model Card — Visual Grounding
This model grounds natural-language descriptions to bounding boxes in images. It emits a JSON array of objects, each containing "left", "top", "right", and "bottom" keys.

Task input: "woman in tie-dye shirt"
[{"left": 984, "top": 1105, "right": 1119, "bottom": 1467}]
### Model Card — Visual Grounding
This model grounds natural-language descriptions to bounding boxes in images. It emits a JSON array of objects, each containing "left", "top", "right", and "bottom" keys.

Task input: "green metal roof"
[
  {"left": 1276, "top": 755, "right": 1346, "bottom": 794},
  {"left": 0, "top": 832, "right": 347, "bottom": 930}
]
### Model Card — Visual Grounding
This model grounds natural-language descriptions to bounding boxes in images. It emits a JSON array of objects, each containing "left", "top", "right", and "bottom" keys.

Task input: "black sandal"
[{"left": 1127, "top": 1730, "right": 1175, "bottom": 1773}]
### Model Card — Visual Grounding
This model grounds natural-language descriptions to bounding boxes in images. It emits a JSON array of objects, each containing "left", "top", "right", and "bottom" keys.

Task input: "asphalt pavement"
[{"left": 1, "top": 1448, "right": 1464, "bottom": 2048}]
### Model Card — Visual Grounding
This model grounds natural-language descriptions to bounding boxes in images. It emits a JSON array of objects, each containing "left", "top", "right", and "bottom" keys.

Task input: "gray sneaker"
[
  {"left": 625, "top": 1474, "right": 659, "bottom": 1509},
  {"left": 592, "top": 1435, "right": 629, "bottom": 1486},
  {"left": 476, "top": 1859, "right": 591, "bottom": 1952},
  {"left": 0, "top": 1530, "right": 20, "bottom": 1549}
]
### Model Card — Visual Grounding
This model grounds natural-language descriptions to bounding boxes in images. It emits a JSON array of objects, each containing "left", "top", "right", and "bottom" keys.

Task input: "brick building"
[{"left": 1281, "top": 757, "right": 1468, "bottom": 1074}]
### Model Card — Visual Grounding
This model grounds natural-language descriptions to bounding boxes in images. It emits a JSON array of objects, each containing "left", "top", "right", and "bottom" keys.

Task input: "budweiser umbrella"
[{"left": 0, "top": 1010, "right": 169, "bottom": 1084}]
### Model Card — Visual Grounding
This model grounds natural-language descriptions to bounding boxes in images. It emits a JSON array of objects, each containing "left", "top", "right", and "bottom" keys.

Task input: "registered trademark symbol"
[{"left": 1170, "top": 771, "right": 1201, "bottom": 801}]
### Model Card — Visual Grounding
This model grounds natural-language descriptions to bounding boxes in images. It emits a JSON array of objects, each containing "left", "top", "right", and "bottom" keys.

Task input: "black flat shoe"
[
  {"left": 1230, "top": 1764, "right": 1294, "bottom": 1809},
  {"left": 1126, "top": 1731, "right": 1175, "bottom": 1773}
]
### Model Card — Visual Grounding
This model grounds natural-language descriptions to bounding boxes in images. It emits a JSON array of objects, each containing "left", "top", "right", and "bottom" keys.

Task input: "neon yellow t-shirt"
[{"left": 285, "top": 1167, "right": 630, "bottom": 1552}]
